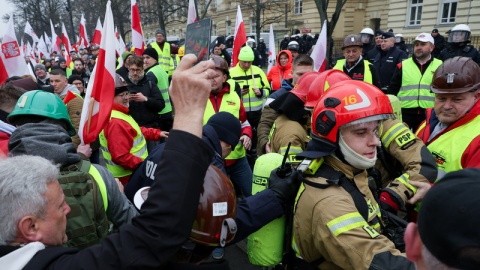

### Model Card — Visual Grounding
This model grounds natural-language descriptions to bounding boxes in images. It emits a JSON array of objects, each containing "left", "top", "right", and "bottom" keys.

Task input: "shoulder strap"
[{"left": 304, "top": 164, "right": 369, "bottom": 221}]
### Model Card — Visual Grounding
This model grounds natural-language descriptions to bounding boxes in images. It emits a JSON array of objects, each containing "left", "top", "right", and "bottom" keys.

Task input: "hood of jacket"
[
  {"left": 9, "top": 122, "right": 80, "bottom": 166},
  {"left": 58, "top": 84, "right": 80, "bottom": 98},
  {"left": 276, "top": 50, "right": 293, "bottom": 71}
]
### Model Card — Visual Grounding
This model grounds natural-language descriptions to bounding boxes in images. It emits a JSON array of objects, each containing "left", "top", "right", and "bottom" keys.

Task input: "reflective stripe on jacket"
[
  {"left": 333, "top": 59, "right": 373, "bottom": 84},
  {"left": 230, "top": 65, "right": 270, "bottom": 112},
  {"left": 147, "top": 65, "right": 172, "bottom": 114},
  {"left": 150, "top": 42, "right": 173, "bottom": 74}
]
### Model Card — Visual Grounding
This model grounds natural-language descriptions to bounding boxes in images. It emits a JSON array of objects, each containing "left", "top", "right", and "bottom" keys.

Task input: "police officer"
[
  {"left": 333, "top": 34, "right": 381, "bottom": 88},
  {"left": 438, "top": 24, "right": 480, "bottom": 65},
  {"left": 373, "top": 32, "right": 408, "bottom": 90},
  {"left": 359, "top": 27, "right": 375, "bottom": 59}
]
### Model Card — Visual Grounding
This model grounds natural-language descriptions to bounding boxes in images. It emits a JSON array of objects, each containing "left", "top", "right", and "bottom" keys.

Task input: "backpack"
[{"left": 58, "top": 160, "right": 110, "bottom": 249}]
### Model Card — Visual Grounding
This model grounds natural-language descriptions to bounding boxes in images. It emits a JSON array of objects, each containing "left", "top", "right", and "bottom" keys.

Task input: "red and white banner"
[
  {"left": 187, "top": 0, "right": 198, "bottom": 25},
  {"left": 79, "top": 1, "right": 116, "bottom": 144},
  {"left": 24, "top": 21, "right": 40, "bottom": 43},
  {"left": 311, "top": 20, "right": 327, "bottom": 72},
  {"left": 50, "top": 20, "right": 62, "bottom": 53},
  {"left": 91, "top": 18, "right": 102, "bottom": 46},
  {"left": 37, "top": 34, "right": 51, "bottom": 59},
  {"left": 267, "top": 24, "right": 276, "bottom": 73},
  {"left": 0, "top": 16, "right": 28, "bottom": 83},
  {"left": 61, "top": 22, "right": 73, "bottom": 65},
  {"left": 232, "top": 5, "right": 246, "bottom": 67},
  {"left": 131, "top": 0, "right": 144, "bottom": 56},
  {"left": 79, "top": 14, "right": 90, "bottom": 48}
]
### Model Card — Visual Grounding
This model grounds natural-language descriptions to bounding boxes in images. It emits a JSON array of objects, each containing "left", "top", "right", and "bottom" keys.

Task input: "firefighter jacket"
[
  {"left": 150, "top": 41, "right": 173, "bottom": 74},
  {"left": 397, "top": 57, "right": 442, "bottom": 109},
  {"left": 293, "top": 155, "right": 414, "bottom": 270},
  {"left": 203, "top": 80, "right": 252, "bottom": 163},
  {"left": 415, "top": 101, "right": 480, "bottom": 180},
  {"left": 268, "top": 114, "right": 309, "bottom": 158},
  {"left": 376, "top": 118, "right": 437, "bottom": 208},
  {"left": 229, "top": 64, "right": 271, "bottom": 113}
]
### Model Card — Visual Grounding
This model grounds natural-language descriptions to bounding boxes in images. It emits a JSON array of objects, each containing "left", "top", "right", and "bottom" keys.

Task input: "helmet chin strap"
[{"left": 338, "top": 134, "right": 377, "bottom": 170}]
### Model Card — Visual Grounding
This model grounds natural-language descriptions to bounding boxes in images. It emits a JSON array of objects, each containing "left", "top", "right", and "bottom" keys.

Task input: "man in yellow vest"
[
  {"left": 415, "top": 57, "right": 480, "bottom": 180},
  {"left": 148, "top": 29, "right": 173, "bottom": 77},
  {"left": 100, "top": 75, "right": 168, "bottom": 186},
  {"left": 229, "top": 46, "right": 270, "bottom": 154},
  {"left": 333, "top": 34, "right": 381, "bottom": 88},
  {"left": 204, "top": 55, "right": 253, "bottom": 200},
  {"left": 388, "top": 32, "right": 443, "bottom": 131}
]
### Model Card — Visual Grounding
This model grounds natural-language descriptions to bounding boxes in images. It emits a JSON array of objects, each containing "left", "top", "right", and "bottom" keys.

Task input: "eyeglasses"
[
  {"left": 117, "top": 92, "right": 130, "bottom": 99},
  {"left": 129, "top": 68, "right": 143, "bottom": 73}
]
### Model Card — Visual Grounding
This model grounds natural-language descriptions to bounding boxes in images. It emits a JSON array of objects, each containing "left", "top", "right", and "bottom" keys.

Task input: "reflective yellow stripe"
[
  {"left": 279, "top": 145, "right": 303, "bottom": 155},
  {"left": 415, "top": 121, "right": 426, "bottom": 136},
  {"left": 327, "top": 212, "right": 367, "bottom": 236},
  {"left": 396, "top": 173, "right": 417, "bottom": 193},
  {"left": 88, "top": 165, "right": 108, "bottom": 211},
  {"left": 381, "top": 122, "right": 408, "bottom": 148}
]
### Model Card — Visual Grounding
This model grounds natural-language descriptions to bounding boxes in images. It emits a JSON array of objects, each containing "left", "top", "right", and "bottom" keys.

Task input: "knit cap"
[
  {"left": 143, "top": 48, "right": 158, "bottom": 60},
  {"left": 206, "top": 112, "right": 241, "bottom": 148}
]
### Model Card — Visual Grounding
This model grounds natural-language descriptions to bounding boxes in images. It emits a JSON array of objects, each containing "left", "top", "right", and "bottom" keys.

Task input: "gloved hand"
[
  {"left": 379, "top": 191, "right": 400, "bottom": 213},
  {"left": 268, "top": 168, "right": 300, "bottom": 204}
]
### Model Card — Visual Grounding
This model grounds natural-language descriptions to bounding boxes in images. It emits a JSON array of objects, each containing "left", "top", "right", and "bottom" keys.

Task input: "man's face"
[
  {"left": 156, "top": 33, "right": 165, "bottom": 43},
  {"left": 74, "top": 60, "right": 84, "bottom": 72},
  {"left": 91, "top": 48, "right": 99, "bottom": 56},
  {"left": 213, "top": 46, "right": 222, "bottom": 55},
  {"left": 35, "top": 68, "right": 46, "bottom": 79},
  {"left": 220, "top": 140, "right": 233, "bottom": 159},
  {"left": 340, "top": 121, "right": 380, "bottom": 160},
  {"left": 434, "top": 91, "right": 479, "bottom": 125},
  {"left": 70, "top": 52, "right": 77, "bottom": 58},
  {"left": 143, "top": 55, "right": 156, "bottom": 69},
  {"left": 413, "top": 42, "right": 434, "bottom": 60},
  {"left": 292, "top": 65, "right": 313, "bottom": 85},
  {"left": 451, "top": 31, "right": 466, "bottom": 42},
  {"left": 381, "top": 37, "right": 395, "bottom": 51},
  {"left": 50, "top": 74, "right": 68, "bottom": 94},
  {"left": 128, "top": 64, "right": 144, "bottom": 81},
  {"left": 343, "top": 46, "right": 362, "bottom": 65},
  {"left": 114, "top": 90, "right": 130, "bottom": 107},
  {"left": 431, "top": 32, "right": 438, "bottom": 37},
  {"left": 210, "top": 69, "right": 227, "bottom": 93},
  {"left": 35, "top": 181, "right": 71, "bottom": 246},
  {"left": 59, "top": 61, "right": 67, "bottom": 69},
  {"left": 239, "top": 60, "right": 252, "bottom": 71},
  {"left": 72, "top": 79, "right": 84, "bottom": 93}
]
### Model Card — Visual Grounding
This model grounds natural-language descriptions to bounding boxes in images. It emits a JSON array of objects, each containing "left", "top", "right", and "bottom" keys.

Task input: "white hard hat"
[
  {"left": 395, "top": 33, "right": 403, "bottom": 38},
  {"left": 451, "top": 24, "right": 471, "bottom": 32},
  {"left": 287, "top": 41, "right": 299, "bottom": 51},
  {"left": 284, "top": 35, "right": 289, "bottom": 38},
  {"left": 360, "top": 28, "right": 374, "bottom": 36}
]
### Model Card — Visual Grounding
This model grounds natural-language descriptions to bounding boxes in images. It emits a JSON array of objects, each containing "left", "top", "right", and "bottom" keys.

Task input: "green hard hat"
[{"left": 8, "top": 90, "right": 76, "bottom": 136}]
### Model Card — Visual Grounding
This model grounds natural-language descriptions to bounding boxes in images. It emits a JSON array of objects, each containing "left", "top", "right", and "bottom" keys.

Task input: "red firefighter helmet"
[
  {"left": 305, "top": 70, "right": 352, "bottom": 109},
  {"left": 311, "top": 80, "right": 393, "bottom": 145},
  {"left": 190, "top": 165, "right": 237, "bottom": 247},
  {"left": 290, "top": 71, "right": 320, "bottom": 103}
]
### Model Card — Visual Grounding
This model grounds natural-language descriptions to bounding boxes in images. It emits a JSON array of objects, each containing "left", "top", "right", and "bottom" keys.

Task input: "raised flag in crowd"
[
  {"left": 131, "top": 0, "right": 145, "bottom": 56},
  {"left": 78, "top": 14, "right": 90, "bottom": 48},
  {"left": 78, "top": 0, "right": 117, "bottom": 144},
  {"left": 267, "top": 24, "right": 276, "bottom": 73},
  {"left": 187, "top": 0, "right": 198, "bottom": 25},
  {"left": 91, "top": 18, "right": 103, "bottom": 46},
  {"left": 231, "top": 5, "right": 246, "bottom": 67},
  {"left": 37, "top": 34, "right": 51, "bottom": 59},
  {"left": 24, "top": 21, "right": 40, "bottom": 43},
  {"left": 310, "top": 20, "right": 327, "bottom": 72},
  {"left": 0, "top": 15, "right": 28, "bottom": 84},
  {"left": 50, "top": 19, "right": 62, "bottom": 53},
  {"left": 61, "top": 22, "right": 73, "bottom": 65}
]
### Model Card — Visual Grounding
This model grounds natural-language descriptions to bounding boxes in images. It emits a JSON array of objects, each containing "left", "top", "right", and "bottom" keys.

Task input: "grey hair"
[{"left": 0, "top": 155, "right": 59, "bottom": 245}]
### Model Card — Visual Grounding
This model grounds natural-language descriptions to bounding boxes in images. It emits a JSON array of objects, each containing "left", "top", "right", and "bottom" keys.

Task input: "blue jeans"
[{"left": 225, "top": 157, "right": 252, "bottom": 197}]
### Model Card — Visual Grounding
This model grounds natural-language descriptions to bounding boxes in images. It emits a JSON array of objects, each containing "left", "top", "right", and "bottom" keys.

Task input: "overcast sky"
[{"left": 0, "top": 0, "right": 15, "bottom": 36}]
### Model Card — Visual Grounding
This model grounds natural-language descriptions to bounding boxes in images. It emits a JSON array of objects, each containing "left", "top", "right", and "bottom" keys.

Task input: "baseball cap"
[
  {"left": 432, "top": 28, "right": 439, "bottom": 33},
  {"left": 210, "top": 55, "right": 229, "bottom": 75},
  {"left": 414, "top": 33, "right": 435, "bottom": 45},
  {"left": 418, "top": 168, "right": 480, "bottom": 269}
]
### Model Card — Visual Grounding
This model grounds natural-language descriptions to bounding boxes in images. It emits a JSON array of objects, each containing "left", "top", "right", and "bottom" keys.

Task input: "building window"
[
  {"left": 440, "top": 0, "right": 457, "bottom": 24},
  {"left": 250, "top": 17, "right": 256, "bottom": 33},
  {"left": 226, "top": 20, "right": 231, "bottom": 35},
  {"left": 408, "top": 0, "right": 423, "bottom": 26},
  {"left": 294, "top": 0, "right": 302, "bottom": 15}
]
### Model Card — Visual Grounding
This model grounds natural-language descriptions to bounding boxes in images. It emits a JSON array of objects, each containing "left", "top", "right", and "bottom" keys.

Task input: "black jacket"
[
  {"left": 373, "top": 46, "right": 408, "bottom": 89},
  {"left": 438, "top": 43, "right": 480, "bottom": 65},
  {"left": 432, "top": 34, "right": 446, "bottom": 58},
  {"left": 125, "top": 75, "right": 165, "bottom": 128},
  {"left": 0, "top": 130, "right": 213, "bottom": 269}
]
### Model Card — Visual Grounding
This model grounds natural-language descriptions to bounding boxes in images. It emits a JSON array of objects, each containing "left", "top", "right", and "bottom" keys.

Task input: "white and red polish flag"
[
  {"left": 79, "top": 14, "right": 90, "bottom": 48},
  {"left": 131, "top": 0, "right": 144, "bottom": 56},
  {"left": 311, "top": 20, "right": 327, "bottom": 72},
  {"left": 0, "top": 15, "right": 28, "bottom": 83},
  {"left": 91, "top": 18, "right": 103, "bottom": 46},
  {"left": 79, "top": 1, "right": 117, "bottom": 144},
  {"left": 50, "top": 20, "right": 62, "bottom": 52},
  {"left": 61, "top": 22, "right": 73, "bottom": 65},
  {"left": 37, "top": 34, "right": 51, "bottom": 59},
  {"left": 187, "top": 0, "right": 197, "bottom": 25},
  {"left": 267, "top": 24, "right": 276, "bottom": 73},
  {"left": 231, "top": 5, "right": 247, "bottom": 67}
]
